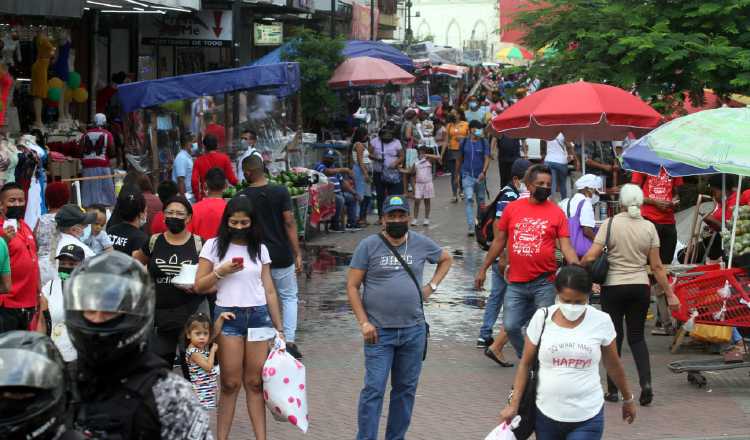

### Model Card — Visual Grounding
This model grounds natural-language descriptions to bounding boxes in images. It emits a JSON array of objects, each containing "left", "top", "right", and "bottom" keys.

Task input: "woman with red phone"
[{"left": 195, "top": 196, "right": 284, "bottom": 440}]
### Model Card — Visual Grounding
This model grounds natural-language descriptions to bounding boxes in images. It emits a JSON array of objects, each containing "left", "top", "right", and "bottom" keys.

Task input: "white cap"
[
  {"left": 94, "top": 113, "right": 107, "bottom": 127},
  {"left": 575, "top": 174, "right": 604, "bottom": 192}
]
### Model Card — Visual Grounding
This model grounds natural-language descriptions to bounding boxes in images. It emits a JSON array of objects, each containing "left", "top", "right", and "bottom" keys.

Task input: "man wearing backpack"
[
  {"left": 474, "top": 159, "right": 531, "bottom": 367},
  {"left": 455, "top": 120, "right": 491, "bottom": 236}
]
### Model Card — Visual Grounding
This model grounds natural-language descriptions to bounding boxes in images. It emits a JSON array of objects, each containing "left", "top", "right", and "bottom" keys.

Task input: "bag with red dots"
[{"left": 262, "top": 334, "right": 309, "bottom": 432}]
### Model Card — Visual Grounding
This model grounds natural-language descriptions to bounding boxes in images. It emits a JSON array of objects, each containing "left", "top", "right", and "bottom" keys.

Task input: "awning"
[
  {"left": 117, "top": 62, "right": 301, "bottom": 113},
  {"left": 250, "top": 40, "right": 413, "bottom": 71},
  {"left": 144, "top": 0, "right": 200, "bottom": 8},
  {"left": 0, "top": 0, "right": 85, "bottom": 18},
  {"left": 432, "top": 64, "right": 468, "bottom": 78}
]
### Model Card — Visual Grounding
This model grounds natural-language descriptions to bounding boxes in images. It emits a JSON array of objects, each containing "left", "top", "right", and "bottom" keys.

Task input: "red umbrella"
[
  {"left": 491, "top": 81, "right": 662, "bottom": 141},
  {"left": 328, "top": 56, "right": 415, "bottom": 89}
]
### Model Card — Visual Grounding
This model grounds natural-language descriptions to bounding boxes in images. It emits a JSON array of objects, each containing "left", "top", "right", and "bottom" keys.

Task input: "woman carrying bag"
[{"left": 499, "top": 265, "right": 636, "bottom": 440}]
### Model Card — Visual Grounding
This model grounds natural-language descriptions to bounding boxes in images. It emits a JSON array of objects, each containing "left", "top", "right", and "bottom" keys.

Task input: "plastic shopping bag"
[
  {"left": 485, "top": 416, "right": 520, "bottom": 440},
  {"left": 262, "top": 335, "right": 309, "bottom": 433}
]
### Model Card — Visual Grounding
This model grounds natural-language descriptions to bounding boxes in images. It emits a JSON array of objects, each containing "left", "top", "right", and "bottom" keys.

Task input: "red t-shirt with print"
[
  {"left": 0, "top": 218, "right": 39, "bottom": 308},
  {"left": 631, "top": 170, "right": 683, "bottom": 225},
  {"left": 709, "top": 191, "right": 738, "bottom": 231},
  {"left": 496, "top": 198, "right": 569, "bottom": 283}
]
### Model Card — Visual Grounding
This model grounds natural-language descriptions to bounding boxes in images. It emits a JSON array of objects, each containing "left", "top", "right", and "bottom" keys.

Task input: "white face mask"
[
  {"left": 519, "top": 182, "right": 528, "bottom": 193},
  {"left": 590, "top": 193, "right": 600, "bottom": 205},
  {"left": 556, "top": 297, "right": 587, "bottom": 321}
]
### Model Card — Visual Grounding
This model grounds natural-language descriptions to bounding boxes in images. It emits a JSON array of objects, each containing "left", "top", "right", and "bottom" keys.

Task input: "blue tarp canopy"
[
  {"left": 621, "top": 139, "right": 716, "bottom": 177},
  {"left": 117, "top": 62, "right": 300, "bottom": 113},
  {"left": 250, "top": 40, "right": 414, "bottom": 71}
]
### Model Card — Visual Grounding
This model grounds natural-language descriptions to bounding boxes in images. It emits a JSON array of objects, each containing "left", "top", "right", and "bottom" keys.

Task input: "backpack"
[{"left": 475, "top": 190, "right": 505, "bottom": 251}]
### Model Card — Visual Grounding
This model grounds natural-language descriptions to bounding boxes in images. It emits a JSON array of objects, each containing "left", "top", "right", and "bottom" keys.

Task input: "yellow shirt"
[{"left": 447, "top": 121, "right": 469, "bottom": 151}]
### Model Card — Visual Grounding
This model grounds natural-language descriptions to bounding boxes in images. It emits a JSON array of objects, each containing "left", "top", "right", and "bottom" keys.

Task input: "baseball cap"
[
  {"left": 511, "top": 158, "right": 533, "bottom": 179},
  {"left": 383, "top": 195, "right": 410, "bottom": 214},
  {"left": 55, "top": 204, "right": 97, "bottom": 228},
  {"left": 575, "top": 174, "right": 604, "bottom": 192},
  {"left": 56, "top": 244, "right": 85, "bottom": 262}
]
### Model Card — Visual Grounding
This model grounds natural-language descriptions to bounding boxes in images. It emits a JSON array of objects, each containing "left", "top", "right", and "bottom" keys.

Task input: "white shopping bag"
[
  {"left": 484, "top": 416, "right": 521, "bottom": 440},
  {"left": 262, "top": 335, "right": 309, "bottom": 433}
]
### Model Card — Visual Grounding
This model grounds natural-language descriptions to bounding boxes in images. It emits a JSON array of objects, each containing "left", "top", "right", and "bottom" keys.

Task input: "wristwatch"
[{"left": 429, "top": 282, "right": 439, "bottom": 292}]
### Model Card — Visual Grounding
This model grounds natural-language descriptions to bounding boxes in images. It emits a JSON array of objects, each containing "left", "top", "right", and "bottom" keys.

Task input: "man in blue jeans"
[
  {"left": 347, "top": 195, "right": 453, "bottom": 440},
  {"left": 455, "top": 120, "right": 491, "bottom": 236},
  {"left": 475, "top": 164, "right": 580, "bottom": 357}
]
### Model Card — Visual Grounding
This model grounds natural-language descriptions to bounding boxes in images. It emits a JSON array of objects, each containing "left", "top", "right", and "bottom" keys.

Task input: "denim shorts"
[{"left": 214, "top": 305, "right": 272, "bottom": 337}]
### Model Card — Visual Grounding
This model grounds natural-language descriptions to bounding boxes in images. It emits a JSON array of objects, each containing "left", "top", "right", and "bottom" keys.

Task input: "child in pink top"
[{"left": 411, "top": 145, "right": 441, "bottom": 226}]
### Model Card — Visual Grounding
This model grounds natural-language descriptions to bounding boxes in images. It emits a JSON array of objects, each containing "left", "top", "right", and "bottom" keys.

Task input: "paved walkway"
[{"left": 213, "top": 168, "right": 750, "bottom": 439}]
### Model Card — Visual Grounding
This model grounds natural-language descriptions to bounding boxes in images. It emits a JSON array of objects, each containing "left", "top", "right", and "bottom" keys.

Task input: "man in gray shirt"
[{"left": 347, "top": 195, "right": 453, "bottom": 440}]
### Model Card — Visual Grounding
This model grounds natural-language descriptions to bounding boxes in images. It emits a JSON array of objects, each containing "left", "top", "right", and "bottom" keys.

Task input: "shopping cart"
[{"left": 668, "top": 266, "right": 750, "bottom": 387}]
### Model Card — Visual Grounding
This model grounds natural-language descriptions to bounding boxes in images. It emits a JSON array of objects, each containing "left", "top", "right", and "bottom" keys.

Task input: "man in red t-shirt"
[
  {"left": 483, "top": 164, "right": 579, "bottom": 357},
  {"left": 0, "top": 183, "right": 40, "bottom": 333},
  {"left": 203, "top": 113, "right": 226, "bottom": 150},
  {"left": 704, "top": 174, "right": 738, "bottom": 258},
  {"left": 191, "top": 134, "right": 238, "bottom": 201},
  {"left": 631, "top": 168, "right": 683, "bottom": 265},
  {"left": 188, "top": 168, "right": 227, "bottom": 240}
]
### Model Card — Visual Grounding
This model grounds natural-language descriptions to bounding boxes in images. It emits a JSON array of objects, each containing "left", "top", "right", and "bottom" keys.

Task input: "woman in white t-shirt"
[
  {"left": 544, "top": 133, "right": 575, "bottom": 199},
  {"left": 195, "top": 195, "right": 284, "bottom": 440},
  {"left": 500, "top": 266, "right": 636, "bottom": 439}
]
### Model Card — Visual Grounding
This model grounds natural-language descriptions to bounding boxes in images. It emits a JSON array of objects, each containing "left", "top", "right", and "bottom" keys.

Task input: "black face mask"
[
  {"left": 4, "top": 205, "right": 25, "bottom": 219},
  {"left": 385, "top": 221, "right": 409, "bottom": 239},
  {"left": 228, "top": 226, "right": 249, "bottom": 240},
  {"left": 533, "top": 186, "right": 552, "bottom": 202},
  {"left": 165, "top": 217, "right": 186, "bottom": 234}
]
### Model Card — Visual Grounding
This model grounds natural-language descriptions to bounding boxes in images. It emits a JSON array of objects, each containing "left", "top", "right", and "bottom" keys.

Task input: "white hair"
[
  {"left": 94, "top": 113, "right": 107, "bottom": 127},
  {"left": 619, "top": 183, "right": 644, "bottom": 218}
]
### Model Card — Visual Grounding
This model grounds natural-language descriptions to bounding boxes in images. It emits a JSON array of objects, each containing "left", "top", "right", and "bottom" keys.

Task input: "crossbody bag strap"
[
  {"left": 378, "top": 233, "right": 424, "bottom": 312},
  {"left": 604, "top": 216, "right": 614, "bottom": 250},
  {"left": 533, "top": 307, "right": 549, "bottom": 366}
]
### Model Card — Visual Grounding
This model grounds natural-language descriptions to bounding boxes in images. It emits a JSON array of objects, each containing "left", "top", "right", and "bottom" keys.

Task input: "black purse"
[
  {"left": 378, "top": 233, "right": 430, "bottom": 360},
  {"left": 510, "top": 307, "right": 548, "bottom": 440},
  {"left": 591, "top": 216, "right": 614, "bottom": 284}
]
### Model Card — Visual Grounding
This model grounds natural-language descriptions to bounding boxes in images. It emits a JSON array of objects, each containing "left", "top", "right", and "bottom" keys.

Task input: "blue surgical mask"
[
  {"left": 473, "top": 129, "right": 483, "bottom": 137},
  {"left": 469, "top": 102, "right": 478, "bottom": 110},
  {"left": 191, "top": 143, "right": 199, "bottom": 155}
]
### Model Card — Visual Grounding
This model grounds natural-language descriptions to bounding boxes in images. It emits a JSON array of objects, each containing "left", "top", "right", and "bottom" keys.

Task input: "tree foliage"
[
  {"left": 282, "top": 29, "right": 345, "bottom": 129},
  {"left": 514, "top": 0, "right": 750, "bottom": 113}
]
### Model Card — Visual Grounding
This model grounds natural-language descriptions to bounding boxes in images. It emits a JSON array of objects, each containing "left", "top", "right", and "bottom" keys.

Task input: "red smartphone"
[{"left": 232, "top": 257, "right": 244, "bottom": 267}]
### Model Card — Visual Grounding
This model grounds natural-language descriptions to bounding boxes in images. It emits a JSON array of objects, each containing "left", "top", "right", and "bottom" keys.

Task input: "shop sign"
[
  {"left": 142, "top": 37, "right": 231, "bottom": 47},
  {"left": 141, "top": 9, "right": 232, "bottom": 42},
  {"left": 254, "top": 22, "right": 284, "bottom": 46}
]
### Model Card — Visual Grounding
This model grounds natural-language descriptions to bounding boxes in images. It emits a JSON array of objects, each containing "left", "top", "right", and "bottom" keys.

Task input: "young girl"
[
  {"left": 184, "top": 311, "right": 234, "bottom": 409},
  {"left": 411, "top": 145, "right": 441, "bottom": 226}
]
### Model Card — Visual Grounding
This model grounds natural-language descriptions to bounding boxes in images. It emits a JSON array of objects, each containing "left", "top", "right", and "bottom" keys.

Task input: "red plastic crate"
[{"left": 671, "top": 268, "right": 750, "bottom": 327}]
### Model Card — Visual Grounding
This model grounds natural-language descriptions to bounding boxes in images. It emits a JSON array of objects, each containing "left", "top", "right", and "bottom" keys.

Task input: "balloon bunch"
[{"left": 47, "top": 72, "right": 88, "bottom": 103}]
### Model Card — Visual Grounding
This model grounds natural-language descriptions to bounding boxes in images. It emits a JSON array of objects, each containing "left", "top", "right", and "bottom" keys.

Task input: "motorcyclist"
[
  {"left": 63, "top": 252, "right": 212, "bottom": 439},
  {"left": 0, "top": 331, "right": 84, "bottom": 440}
]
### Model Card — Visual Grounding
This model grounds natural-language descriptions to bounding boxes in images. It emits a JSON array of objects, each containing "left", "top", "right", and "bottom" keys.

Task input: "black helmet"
[
  {"left": 64, "top": 252, "right": 155, "bottom": 369},
  {"left": 0, "top": 331, "right": 67, "bottom": 440}
]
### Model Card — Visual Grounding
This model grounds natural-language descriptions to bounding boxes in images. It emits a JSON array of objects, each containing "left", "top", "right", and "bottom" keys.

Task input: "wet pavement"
[{"left": 216, "top": 170, "right": 750, "bottom": 440}]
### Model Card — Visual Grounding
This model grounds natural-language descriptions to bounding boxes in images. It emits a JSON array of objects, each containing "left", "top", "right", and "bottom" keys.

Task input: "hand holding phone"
[
  {"left": 232, "top": 257, "right": 244, "bottom": 268},
  {"left": 4, "top": 219, "right": 17, "bottom": 232}
]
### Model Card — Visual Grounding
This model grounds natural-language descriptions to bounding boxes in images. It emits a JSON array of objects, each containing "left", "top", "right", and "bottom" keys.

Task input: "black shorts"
[{"left": 650, "top": 222, "right": 678, "bottom": 265}]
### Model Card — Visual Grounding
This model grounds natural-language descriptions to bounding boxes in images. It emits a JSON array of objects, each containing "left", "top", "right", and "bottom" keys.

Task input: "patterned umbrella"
[{"left": 496, "top": 46, "right": 534, "bottom": 62}]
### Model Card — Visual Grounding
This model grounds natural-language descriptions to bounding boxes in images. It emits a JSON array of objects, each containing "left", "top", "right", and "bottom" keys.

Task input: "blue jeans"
[
  {"left": 545, "top": 161, "right": 569, "bottom": 199},
  {"left": 271, "top": 264, "right": 298, "bottom": 342},
  {"left": 334, "top": 192, "right": 357, "bottom": 228},
  {"left": 535, "top": 406, "right": 604, "bottom": 440},
  {"left": 504, "top": 277, "right": 556, "bottom": 357},
  {"left": 357, "top": 324, "right": 426, "bottom": 440},
  {"left": 480, "top": 262, "right": 506, "bottom": 340},
  {"left": 461, "top": 173, "right": 486, "bottom": 229}
]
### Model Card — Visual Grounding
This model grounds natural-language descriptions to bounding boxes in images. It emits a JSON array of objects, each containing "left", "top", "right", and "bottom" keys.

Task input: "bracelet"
[
  {"left": 213, "top": 270, "right": 223, "bottom": 279},
  {"left": 622, "top": 394, "right": 635, "bottom": 404}
]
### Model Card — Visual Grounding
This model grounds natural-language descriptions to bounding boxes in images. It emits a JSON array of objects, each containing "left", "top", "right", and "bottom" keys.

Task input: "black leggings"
[
  {"left": 372, "top": 171, "right": 404, "bottom": 218},
  {"left": 601, "top": 284, "right": 652, "bottom": 392}
]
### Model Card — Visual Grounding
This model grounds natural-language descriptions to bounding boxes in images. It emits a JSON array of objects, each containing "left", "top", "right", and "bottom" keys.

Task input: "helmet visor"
[
  {"left": 64, "top": 273, "right": 154, "bottom": 316},
  {"left": 0, "top": 349, "right": 63, "bottom": 389}
]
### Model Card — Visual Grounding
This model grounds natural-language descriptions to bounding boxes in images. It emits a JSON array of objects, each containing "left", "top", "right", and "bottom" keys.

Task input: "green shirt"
[{"left": 0, "top": 239, "right": 9, "bottom": 275}]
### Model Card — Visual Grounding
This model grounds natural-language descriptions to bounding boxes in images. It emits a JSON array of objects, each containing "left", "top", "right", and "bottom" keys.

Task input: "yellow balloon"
[
  {"left": 64, "top": 88, "right": 73, "bottom": 101},
  {"left": 48, "top": 77, "right": 65, "bottom": 90},
  {"left": 72, "top": 87, "right": 89, "bottom": 103}
]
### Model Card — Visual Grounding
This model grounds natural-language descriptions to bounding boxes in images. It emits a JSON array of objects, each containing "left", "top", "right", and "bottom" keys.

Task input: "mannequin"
[
  {"left": 52, "top": 30, "right": 73, "bottom": 123},
  {"left": 0, "top": 63, "right": 13, "bottom": 134},
  {"left": 1, "top": 32, "right": 21, "bottom": 67},
  {"left": 31, "top": 30, "right": 56, "bottom": 129}
]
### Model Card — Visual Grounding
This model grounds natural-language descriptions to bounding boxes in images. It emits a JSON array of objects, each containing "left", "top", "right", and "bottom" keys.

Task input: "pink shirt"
[
  {"left": 199, "top": 239, "right": 270, "bottom": 307},
  {"left": 415, "top": 158, "right": 432, "bottom": 183}
]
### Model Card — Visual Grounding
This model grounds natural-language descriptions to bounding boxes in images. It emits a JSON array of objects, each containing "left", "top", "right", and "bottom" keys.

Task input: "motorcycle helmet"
[
  {"left": 0, "top": 331, "right": 67, "bottom": 440},
  {"left": 64, "top": 252, "right": 155, "bottom": 369}
]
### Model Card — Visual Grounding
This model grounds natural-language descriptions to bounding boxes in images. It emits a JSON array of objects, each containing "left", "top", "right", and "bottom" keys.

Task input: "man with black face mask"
[
  {"left": 0, "top": 182, "right": 40, "bottom": 333},
  {"left": 478, "top": 164, "right": 580, "bottom": 358},
  {"left": 347, "top": 195, "right": 453, "bottom": 440}
]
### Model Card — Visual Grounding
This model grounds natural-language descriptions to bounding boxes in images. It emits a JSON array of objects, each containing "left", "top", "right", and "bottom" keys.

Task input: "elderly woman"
[{"left": 582, "top": 184, "right": 680, "bottom": 406}]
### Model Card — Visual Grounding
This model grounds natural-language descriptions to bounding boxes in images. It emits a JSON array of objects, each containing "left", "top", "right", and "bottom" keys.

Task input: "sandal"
[{"left": 484, "top": 348, "right": 514, "bottom": 368}]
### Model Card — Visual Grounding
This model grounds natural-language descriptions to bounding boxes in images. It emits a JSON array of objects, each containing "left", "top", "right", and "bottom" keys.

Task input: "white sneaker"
[
  {"left": 410, "top": 219, "right": 418, "bottom": 226},
  {"left": 422, "top": 219, "right": 430, "bottom": 226}
]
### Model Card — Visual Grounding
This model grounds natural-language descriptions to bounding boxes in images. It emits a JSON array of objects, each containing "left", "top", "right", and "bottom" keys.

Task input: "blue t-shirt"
[
  {"left": 315, "top": 162, "right": 341, "bottom": 193},
  {"left": 350, "top": 232, "right": 443, "bottom": 328},
  {"left": 459, "top": 138, "right": 490, "bottom": 178},
  {"left": 465, "top": 107, "right": 487, "bottom": 123},
  {"left": 172, "top": 150, "right": 194, "bottom": 195}
]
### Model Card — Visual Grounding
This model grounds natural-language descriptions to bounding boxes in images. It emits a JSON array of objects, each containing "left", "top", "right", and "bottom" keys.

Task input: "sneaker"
[
  {"left": 346, "top": 224, "right": 363, "bottom": 232},
  {"left": 410, "top": 219, "right": 418, "bottom": 226},
  {"left": 330, "top": 226, "right": 346, "bottom": 233},
  {"left": 468, "top": 229, "right": 475, "bottom": 237},
  {"left": 286, "top": 343, "right": 303, "bottom": 360},
  {"left": 422, "top": 219, "right": 430, "bottom": 226},
  {"left": 651, "top": 326, "right": 674, "bottom": 336},
  {"left": 476, "top": 337, "right": 494, "bottom": 348}
]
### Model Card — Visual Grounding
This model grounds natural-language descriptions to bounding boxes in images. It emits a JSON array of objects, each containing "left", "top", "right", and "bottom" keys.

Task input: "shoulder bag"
[
  {"left": 377, "top": 233, "right": 430, "bottom": 360},
  {"left": 590, "top": 216, "right": 614, "bottom": 284},
  {"left": 379, "top": 140, "right": 402, "bottom": 184},
  {"left": 567, "top": 198, "right": 593, "bottom": 257},
  {"left": 510, "top": 307, "right": 548, "bottom": 440}
]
